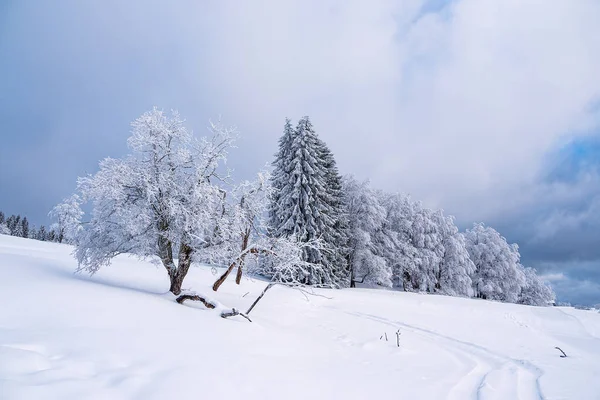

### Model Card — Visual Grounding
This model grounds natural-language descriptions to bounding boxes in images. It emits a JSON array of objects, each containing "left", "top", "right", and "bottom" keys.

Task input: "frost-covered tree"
[
  {"left": 464, "top": 223, "right": 526, "bottom": 303},
  {"left": 20, "top": 217, "right": 29, "bottom": 238},
  {"left": 46, "top": 229, "right": 57, "bottom": 242},
  {"left": 11, "top": 215, "right": 23, "bottom": 237},
  {"left": 376, "top": 192, "right": 419, "bottom": 290},
  {"left": 518, "top": 266, "right": 555, "bottom": 306},
  {"left": 72, "top": 108, "right": 237, "bottom": 295},
  {"left": 210, "top": 171, "right": 274, "bottom": 290},
  {"left": 0, "top": 211, "right": 4, "bottom": 225},
  {"left": 342, "top": 176, "right": 391, "bottom": 287},
  {"left": 268, "top": 117, "right": 347, "bottom": 287},
  {"left": 0, "top": 222, "right": 8, "bottom": 235},
  {"left": 268, "top": 118, "right": 295, "bottom": 229},
  {"left": 409, "top": 207, "right": 445, "bottom": 292},
  {"left": 317, "top": 140, "right": 350, "bottom": 286},
  {"left": 49, "top": 195, "right": 84, "bottom": 244},
  {"left": 37, "top": 225, "right": 47, "bottom": 241},
  {"left": 28, "top": 225, "right": 37, "bottom": 240},
  {"left": 434, "top": 214, "right": 475, "bottom": 297},
  {"left": 374, "top": 193, "right": 473, "bottom": 296}
]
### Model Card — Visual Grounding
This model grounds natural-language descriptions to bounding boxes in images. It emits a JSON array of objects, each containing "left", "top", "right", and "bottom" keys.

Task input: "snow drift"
[{"left": 0, "top": 235, "right": 598, "bottom": 399}]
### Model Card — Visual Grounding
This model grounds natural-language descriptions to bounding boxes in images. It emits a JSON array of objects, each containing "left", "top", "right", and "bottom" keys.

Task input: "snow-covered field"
[{"left": 0, "top": 235, "right": 599, "bottom": 400}]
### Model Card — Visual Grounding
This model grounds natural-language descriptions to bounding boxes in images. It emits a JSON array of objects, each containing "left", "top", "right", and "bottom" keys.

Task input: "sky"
[{"left": 1, "top": 0, "right": 599, "bottom": 305}]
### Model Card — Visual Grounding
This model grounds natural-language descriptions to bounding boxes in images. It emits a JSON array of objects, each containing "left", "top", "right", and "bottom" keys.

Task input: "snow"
[{"left": 0, "top": 235, "right": 598, "bottom": 400}]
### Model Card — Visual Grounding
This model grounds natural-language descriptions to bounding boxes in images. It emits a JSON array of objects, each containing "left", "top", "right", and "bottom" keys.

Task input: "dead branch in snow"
[
  {"left": 176, "top": 293, "right": 217, "bottom": 309},
  {"left": 221, "top": 308, "right": 252, "bottom": 322},
  {"left": 246, "top": 283, "right": 276, "bottom": 315},
  {"left": 555, "top": 347, "right": 568, "bottom": 357},
  {"left": 176, "top": 293, "right": 252, "bottom": 322}
]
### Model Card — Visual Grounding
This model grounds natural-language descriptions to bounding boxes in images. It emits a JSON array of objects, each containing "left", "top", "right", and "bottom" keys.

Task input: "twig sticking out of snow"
[
  {"left": 396, "top": 330, "right": 401, "bottom": 348},
  {"left": 246, "top": 283, "right": 276, "bottom": 315},
  {"left": 555, "top": 347, "right": 568, "bottom": 357}
]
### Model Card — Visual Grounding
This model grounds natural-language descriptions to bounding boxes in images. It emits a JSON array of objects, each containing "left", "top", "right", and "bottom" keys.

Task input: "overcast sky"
[{"left": 1, "top": 0, "right": 599, "bottom": 305}]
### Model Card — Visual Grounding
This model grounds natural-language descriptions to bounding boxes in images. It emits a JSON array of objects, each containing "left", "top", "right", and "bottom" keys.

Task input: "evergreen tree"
[
  {"left": 315, "top": 136, "right": 350, "bottom": 286},
  {"left": 29, "top": 225, "right": 38, "bottom": 240},
  {"left": 0, "top": 211, "right": 8, "bottom": 235},
  {"left": 37, "top": 225, "right": 48, "bottom": 241},
  {"left": 20, "top": 217, "right": 29, "bottom": 238},
  {"left": 268, "top": 118, "right": 296, "bottom": 234},
  {"left": 47, "top": 229, "right": 57, "bottom": 242},
  {"left": 11, "top": 215, "right": 23, "bottom": 237},
  {"left": 269, "top": 117, "right": 347, "bottom": 287},
  {"left": 6, "top": 215, "right": 18, "bottom": 235}
]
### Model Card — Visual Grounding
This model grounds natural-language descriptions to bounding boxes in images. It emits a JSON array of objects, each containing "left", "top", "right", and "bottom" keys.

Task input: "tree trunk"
[
  {"left": 349, "top": 255, "right": 356, "bottom": 288},
  {"left": 212, "top": 260, "right": 238, "bottom": 292},
  {"left": 235, "top": 259, "right": 244, "bottom": 284},
  {"left": 169, "top": 243, "right": 193, "bottom": 295},
  {"left": 235, "top": 228, "right": 251, "bottom": 285}
]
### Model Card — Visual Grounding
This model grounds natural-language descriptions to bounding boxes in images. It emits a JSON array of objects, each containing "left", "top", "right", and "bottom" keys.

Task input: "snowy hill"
[{"left": 0, "top": 235, "right": 599, "bottom": 400}]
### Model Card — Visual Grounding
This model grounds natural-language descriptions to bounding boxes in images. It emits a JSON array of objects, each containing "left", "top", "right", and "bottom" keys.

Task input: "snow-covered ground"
[{"left": 0, "top": 235, "right": 599, "bottom": 400}]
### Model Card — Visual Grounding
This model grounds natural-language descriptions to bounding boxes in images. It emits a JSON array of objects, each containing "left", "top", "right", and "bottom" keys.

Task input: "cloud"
[{"left": 1, "top": 0, "right": 599, "bottom": 303}]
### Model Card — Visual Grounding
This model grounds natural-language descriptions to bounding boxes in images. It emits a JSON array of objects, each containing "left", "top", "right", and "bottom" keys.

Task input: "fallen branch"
[
  {"left": 246, "top": 283, "right": 276, "bottom": 315},
  {"left": 555, "top": 347, "right": 568, "bottom": 358},
  {"left": 176, "top": 294, "right": 216, "bottom": 309},
  {"left": 221, "top": 308, "right": 252, "bottom": 322},
  {"left": 176, "top": 293, "right": 251, "bottom": 322}
]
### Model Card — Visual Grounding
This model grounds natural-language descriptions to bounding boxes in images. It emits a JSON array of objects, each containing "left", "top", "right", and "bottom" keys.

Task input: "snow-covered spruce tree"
[
  {"left": 342, "top": 175, "right": 391, "bottom": 287},
  {"left": 316, "top": 138, "right": 350, "bottom": 286},
  {"left": 73, "top": 108, "right": 236, "bottom": 295},
  {"left": 49, "top": 194, "right": 84, "bottom": 244},
  {"left": 37, "top": 225, "right": 47, "bottom": 241},
  {"left": 464, "top": 223, "right": 526, "bottom": 303},
  {"left": 0, "top": 212, "right": 8, "bottom": 235},
  {"left": 518, "top": 266, "right": 555, "bottom": 306},
  {"left": 20, "top": 217, "right": 29, "bottom": 238},
  {"left": 28, "top": 225, "right": 37, "bottom": 240},
  {"left": 268, "top": 118, "right": 295, "bottom": 226},
  {"left": 268, "top": 117, "right": 348, "bottom": 287}
]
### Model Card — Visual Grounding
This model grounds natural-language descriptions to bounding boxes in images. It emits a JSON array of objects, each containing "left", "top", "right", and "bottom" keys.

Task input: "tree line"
[
  {"left": 34, "top": 108, "right": 554, "bottom": 306},
  {"left": 0, "top": 211, "right": 67, "bottom": 243},
  {"left": 261, "top": 116, "right": 554, "bottom": 306}
]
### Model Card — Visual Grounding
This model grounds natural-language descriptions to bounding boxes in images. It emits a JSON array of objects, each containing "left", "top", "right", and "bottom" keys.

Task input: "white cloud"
[
  {"left": 172, "top": 0, "right": 600, "bottom": 224},
  {"left": 2, "top": 0, "right": 600, "bottom": 303}
]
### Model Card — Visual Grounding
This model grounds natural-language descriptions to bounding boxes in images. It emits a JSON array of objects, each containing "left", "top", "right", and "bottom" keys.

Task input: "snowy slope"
[{"left": 0, "top": 235, "right": 599, "bottom": 400}]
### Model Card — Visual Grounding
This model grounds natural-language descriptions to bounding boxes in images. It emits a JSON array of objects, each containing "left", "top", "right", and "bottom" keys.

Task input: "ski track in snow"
[
  {"left": 2, "top": 236, "right": 600, "bottom": 399},
  {"left": 337, "top": 309, "right": 545, "bottom": 400}
]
